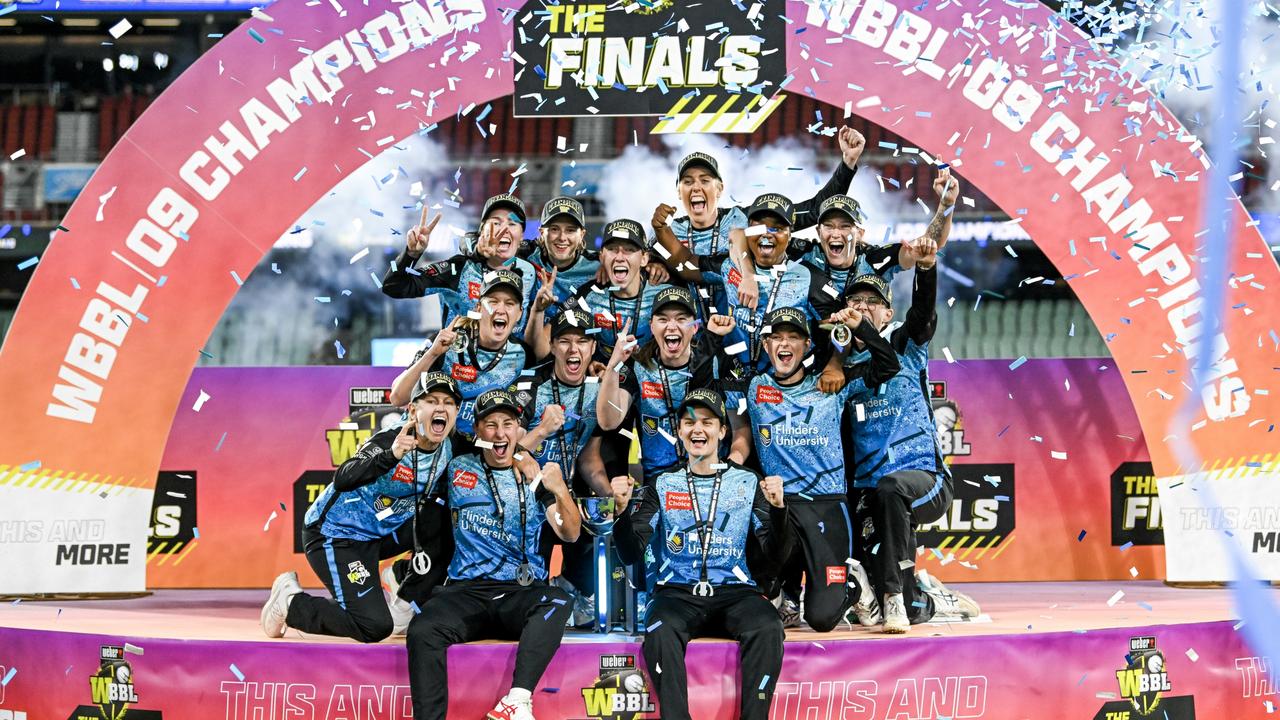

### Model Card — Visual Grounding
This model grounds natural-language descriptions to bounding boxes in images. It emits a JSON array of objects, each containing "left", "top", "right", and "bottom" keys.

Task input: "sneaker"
[
  {"left": 777, "top": 597, "right": 802, "bottom": 629},
  {"left": 917, "top": 570, "right": 981, "bottom": 619},
  {"left": 572, "top": 590, "right": 596, "bottom": 630},
  {"left": 383, "top": 566, "right": 415, "bottom": 635},
  {"left": 487, "top": 696, "right": 535, "bottom": 720},
  {"left": 882, "top": 593, "right": 909, "bottom": 634},
  {"left": 847, "top": 560, "right": 880, "bottom": 626},
  {"left": 261, "top": 571, "right": 302, "bottom": 638}
]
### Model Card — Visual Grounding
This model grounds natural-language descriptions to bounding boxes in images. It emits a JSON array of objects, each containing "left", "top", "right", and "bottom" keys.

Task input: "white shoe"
[
  {"left": 882, "top": 593, "right": 909, "bottom": 634},
  {"left": 261, "top": 571, "right": 302, "bottom": 638},
  {"left": 487, "top": 695, "right": 535, "bottom": 720},
  {"left": 917, "top": 570, "right": 981, "bottom": 619},
  {"left": 383, "top": 566, "right": 415, "bottom": 635},
  {"left": 847, "top": 560, "right": 880, "bottom": 626}
]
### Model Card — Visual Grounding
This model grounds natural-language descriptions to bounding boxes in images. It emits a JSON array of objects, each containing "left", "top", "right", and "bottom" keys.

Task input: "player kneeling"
[{"left": 612, "top": 389, "right": 793, "bottom": 720}]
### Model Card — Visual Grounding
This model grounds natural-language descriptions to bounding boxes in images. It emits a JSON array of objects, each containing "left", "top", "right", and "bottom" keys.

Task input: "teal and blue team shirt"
[
  {"left": 665, "top": 207, "right": 746, "bottom": 319},
  {"left": 383, "top": 253, "right": 538, "bottom": 339},
  {"left": 720, "top": 258, "right": 816, "bottom": 374},
  {"left": 525, "top": 246, "right": 600, "bottom": 321},
  {"left": 846, "top": 323, "right": 949, "bottom": 489},
  {"left": 512, "top": 364, "right": 601, "bottom": 481},
  {"left": 617, "top": 342, "right": 717, "bottom": 480},
  {"left": 571, "top": 281, "right": 675, "bottom": 361},
  {"left": 306, "top": 437, "right": 452, "bottom": 542},
  {"left": 802, "top": 243, "right": 903, "bottom": 297},
  {"left": 618, "top": 463, "right": 776, "bottom": 588},
  {"left": 421, "top": 337, "right": 532, "bottom": 438},
  {"left": 746, "top": 372, "right": 866, "bottom": 498},
  {"left": 444, "top": 454, "right": 556, "bottom": 583}
]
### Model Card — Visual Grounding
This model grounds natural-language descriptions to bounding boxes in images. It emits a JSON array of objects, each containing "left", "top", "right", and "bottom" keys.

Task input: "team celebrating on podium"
[{"left": 260, "top": 127, "right": 982, "bottom": 720}]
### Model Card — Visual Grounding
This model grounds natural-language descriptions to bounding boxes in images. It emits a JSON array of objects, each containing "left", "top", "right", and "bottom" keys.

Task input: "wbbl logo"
[{"left": 578, "top": 654, "right": 656, "bottom": 720}]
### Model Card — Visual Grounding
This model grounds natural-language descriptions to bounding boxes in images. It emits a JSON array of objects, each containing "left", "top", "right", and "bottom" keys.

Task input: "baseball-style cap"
[
  {"left": 746, "top": 193, "right": 795, "bottom": 227},
  {"left": 551, "top": 308, "right": 594, "bottom": 338},
  {"left": 844, "top": 274, "right": 893, "bottom": 308},
  {"left": 677, "top": 152, "right": 720, "bottom": 180},
  {"left": 677, "top": 388, "right": 727, "bottom": 423},
  {"left": 474, "top": 389, "right": 523, "bottom": 420},
  {"left": 601, "top": 219, "right": 647, "bottom": 250},
  {"left": 763, "top": 307, "right": 811, "bottom": 337},
  {"left": 540, "top": 196, "right": 586, "bottom": 228},
  {"left": 653, "top": 286, "right": 697, "bottom": 315},
  {"left": 818, "top": 195, "right": 864, "bottom": 226},
  {"left": 480, "top": 267, "right": 524, "bottom": 298},
  {"left": 481, "top": 193, "right": 527, "bottom": 226},
  {"left": 411, "top": 371, "right": 462, "bottom": 403}
]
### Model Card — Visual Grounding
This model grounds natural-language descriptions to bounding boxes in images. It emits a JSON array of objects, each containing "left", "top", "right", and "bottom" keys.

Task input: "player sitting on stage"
[
  {"left": 612, "top": 389, "right": 792, "bottom": 720},
  {"left": 648, "top": 128, "right": 866, "bottom": 319},
  {"left": 382, "top": 195, "right": 538, "bottom": 336},
  {"left": 732, "top": 306, "right": 898, "bottom": 631},
  {"left": 406, "top": 389, "right": 581, "bottom": 720},
  {"left": 261, "top": 372, "right": 461, "bottom": 642},
  {"left": 388, "top": 267, "right": 533, "bottom": 449},
  {"left": 836, "top": 168, "right": 979, "bottom": 633}
]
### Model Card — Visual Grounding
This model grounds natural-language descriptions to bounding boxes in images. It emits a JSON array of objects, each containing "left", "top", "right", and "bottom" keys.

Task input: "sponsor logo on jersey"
[
  {"left": 392, "top": 464, "right": 416, "bottom": 484},
  {"left": 594, "top": 313, "right": 615, "bottom": 329},
  {"left": 825, "top": 565, "right": 847, "bottom": 585},
  {"left": 727, "top": 267, "right": 743, "bottom": 287},
  {"left": 665, "top": 491, "right": 693, "bottom": 511},
  {"left": 346, "top": 560, "right": 371, "bottom": 585},
  {"left": 641, "top": 416, "right": 659, "bottom": 436},
  {"left": 665, "top": 531, "right": 685, "bottom": 555},
  {"left": 756, "top": 385, "right": 782, "bottom": 404},
  {"left": 468, "top": 281, "right": 481, "bottom": 299},
  {"left": 453, "top": 470, "right": 479, "bottom": 489},
  {"left": 452, "top": 365, "right": 478, "bottom": 383},
  {"left": 641, "top": 381, "right": 665, "bottom": 400}
]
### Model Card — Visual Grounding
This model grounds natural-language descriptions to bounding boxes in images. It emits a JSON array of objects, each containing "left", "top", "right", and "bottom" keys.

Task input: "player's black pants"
[
  {"left": 406, "top": 579, "right": 572, "bottom": 720},
  {"left": 771, "top": 497, "right": 855, "bottom": 631},
  {"left": 285, "top": 525, "right": 409, "bottom": 643},
  {"left": 853, "top": 469, "right": 952, "bottom": 623},
  {"left": 642, "top": 585, "right": 783, "bottom": 720}
]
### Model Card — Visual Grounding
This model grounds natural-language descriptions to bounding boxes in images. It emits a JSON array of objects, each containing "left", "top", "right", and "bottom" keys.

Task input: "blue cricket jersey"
[{"left": 443, "top": 454, "right": 556, "bottom": 583}]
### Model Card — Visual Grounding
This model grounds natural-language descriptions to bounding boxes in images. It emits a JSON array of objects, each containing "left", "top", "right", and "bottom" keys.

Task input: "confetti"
[
  {"left": 1185, "top": 648, "right": 1199, "bottom": 662},
  {"left": 229, "top": 663, "right": 245, "bottom": 681},
  {"left": 263, "top": 511, "right": 278, "bottom": 532},
  {"left": 1, "top": 667, "right": 14, "bottom": 686},
  {"left": 109, "top": 19, "right": 132, "bottom": 38},
  {"left": 192, "top": 390, "right": 211, "bottom": 412},
  {"left": 1106, "top": 590, "right": 1124, "bottom": 607}
]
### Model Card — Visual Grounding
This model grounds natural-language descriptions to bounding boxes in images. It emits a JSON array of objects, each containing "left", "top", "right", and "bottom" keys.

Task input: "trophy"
[{"left": 577, "top": 496, "right": 618, "bottom": 537}]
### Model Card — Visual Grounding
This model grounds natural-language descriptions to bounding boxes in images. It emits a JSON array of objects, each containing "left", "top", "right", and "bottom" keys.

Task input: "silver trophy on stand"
[{"left": 577, "top": 496, "right": 618, "bottom": 634}]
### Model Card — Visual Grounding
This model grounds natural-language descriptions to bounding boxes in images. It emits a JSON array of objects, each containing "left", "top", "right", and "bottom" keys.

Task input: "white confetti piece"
[
  {"left": 192, "top": 390, "right": 211, "bottom": 412},
  {"left": 8, "top": 149, "right": 24, "bottom": 161},
  {"left": 109, "top": 18, "right": 132, "bottom": 38},
  {"left": 1185, "top": 648, "right": 1199, "bottom": 662},
  {"left": 1106, "top": 590, "right": 1124, "bottom": 607},
  {"left": 263, "top": 511, "right": 278, "bottom": 532}
]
